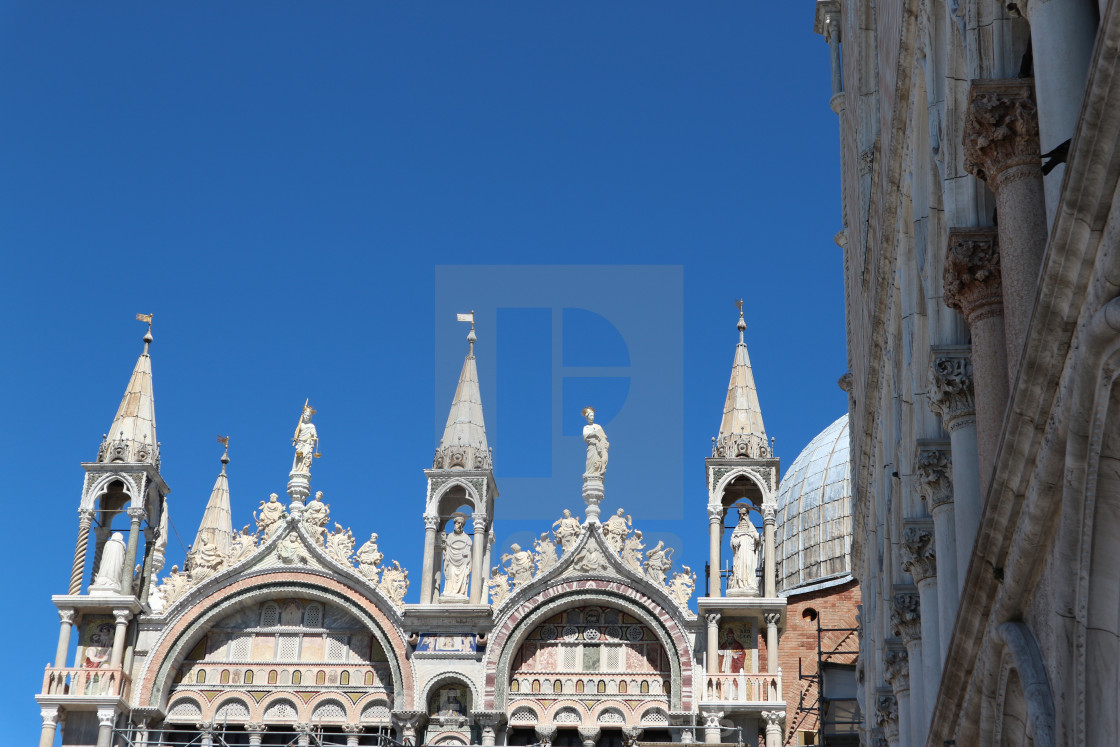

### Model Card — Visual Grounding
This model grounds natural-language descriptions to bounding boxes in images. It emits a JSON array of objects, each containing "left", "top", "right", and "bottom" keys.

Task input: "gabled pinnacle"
[
  {"left": 192, "top": 441, "right": 234, "bottom": 558},
  {"left": 99, "top": 320, "right": 159, "bottom": 466},
  {"left": 433, "top": 318, "right": 492, "bottom": 470},
  {"left": 713, "top": 307, "right": 770, "bottom": 459}
]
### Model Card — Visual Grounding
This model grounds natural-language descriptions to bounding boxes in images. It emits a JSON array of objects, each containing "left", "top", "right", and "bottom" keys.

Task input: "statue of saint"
[
  {"left": 303, "top": 491, "right": 330, "bottom": 540},
  {"left": 621, "top": 530, "right": 645, "bottom": 572},
  {"left": 291, "top": 402, "right": 319, "bottom": 475},
  {"left": 552, "top": 509, "right": 581, "bottom": 553},
  {"left": 534, "top": 532, "right": 559, "bottom": 574},
  {"left": 728, "top": 505, "right": 761, "bottom": 594},
  {"left": 502, "top": 543, "right": 535, "bottom": 588},
  {"left": 643, "top": 540, "right": 674, "bottom": 586},
  {"left": 441, "top": 514, "right": 472, "bottom": 598},
  {"left": 190, "top": 536, "right": 224, "bottom": 582},
  {"left": 90, "top": 532, "right": 127, "bottom": 594},
  {"left": 603, "top": 508, "right": 632, "bottom": 553},
  {"left": 255, "top": 493, "right": 287, "bottom": 539},
  {"left": 355, "top": 532, "right": 384, "bottom": 581},
  {"left": 582, "top": 407, "right": 609, "bottom": 477}
]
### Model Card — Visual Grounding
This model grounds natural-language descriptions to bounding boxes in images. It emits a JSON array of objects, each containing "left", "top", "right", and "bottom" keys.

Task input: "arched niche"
[{"left": 714, "top": 471, "right": 768, "bottom": 511}]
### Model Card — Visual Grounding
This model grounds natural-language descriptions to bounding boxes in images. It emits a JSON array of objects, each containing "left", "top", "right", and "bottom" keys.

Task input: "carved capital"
[
  {"left": 246, "top": 722, "right": 265, "bottom": 733},
  {"left": 473, "top": 514, "right": 488, "bottom": 532},
  {"left": 761, "top": 504, "right": 777, "bottom": 524},
  {"left": 344, "top": 723, "right": 365, "bottom": 735},
  {"left": 964, "top": 79, "right": 1041, "bottom": 187},
  {"left": 707, "top": 504, "right": 724, "bottom": 523},
  {"left": 761, "top": 710, "right": 786, "bottom": 732},
  {"left": 890, "top": 592, "right": 921, "bottom": 643},
  {"left": 883, "top": 646, "right": 909, "bottom": 691},
  {"left": 78, "top": 508, "right": 95, "bottom": 526},
  {"left": 423, "top": 514, "right": 440, "bottom": 531},
  {"left": 874, "top": 692, "right": 898, "bottom": 734},
  {"left": 838, "top": 371, "right": 853, "bottom": 393},
  {"left": 929, "top": 348, "right": 976, "bottom": 425},
  {"left": 700, "top": 710, "right": 724, "bottom": 730},
  {"left": 706, "top": 612, "right": 721, "bottom": 628},
  {"left": 578, "top": 726, "right": 602, "bottom": 743},
  {"left": 944, "top": 228, "right": 1002, "bottom": 323},
  {"left": 900, "top": 525, "right": 936, "bottom": 582},
  {"left": 97, "top": 707, "right": 117, "bottom": 728},
  {"left": 127, "top": 506, "right": 147, "bottom": 522},
  {"left": 58, "top": 608, "right": 77, "bottom": 626},
  {"left": 535, "top": 724, "right": 557, "bottom": 746},
  {"left": 40, "top": 706, "right": 60, "bottom": 727},
  {"left": 917, "top": 446, "right": 953, "bottom": 508},
  {"left": 764, "top": 611, "right": 781, "bottom": 628},
  {"left": 112, "top": 609, "right": 133, "bottom": 625}
]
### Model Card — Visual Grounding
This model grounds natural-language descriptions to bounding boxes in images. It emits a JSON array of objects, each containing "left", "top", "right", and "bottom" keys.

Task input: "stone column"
[
  {"left": 343, "top": 724, "right": 364, "bottom": 747},
  {"left": 964, "top": 80, "right": 1047, "bottom": 374},
  {"left": 55, "top": 608, "right": 76, "bottom": 667},
  {"left": 294, "top": 723, "right": 311, "bottom": 746},
  {"left": 705, "top": 612, "right": 721, "bottom": 675},
  {"left": 929, "top": 347, "right": 984, "bottom": 593},
  {"left": 70, "top": 508, "right": 95, "bottom": 595},
  {"left": 470, "top": 513, "right": 487, "bottom": 603},
  {"left": 700, "top": 710, "right": 723, "bottom": 744},
  {"left": 393, "top": 711, "right": 425, "bottom": 746},
  {"left": 39, "top": 706, "right": 60, "bottom": 747},
  {"left": 95, "top": 706, "right": 117, "bottom": 747},
  {"left": 764, "top": 612, "right": 780, "bottom": 675},
  {"left": 534, "top": 724, "right": 557, "bottom": 747},
  {"left": 916, "top": 442, "right": 958, "bottom": 663},
  {"left": 707, "top": 505, "right": 723, "bottom": 597},
  {"left": 110, "top": 609, "right": 132, "bottom": 668},
  {"left": 891, "top": 592, "right": 926, "bottom": 746},
  {"left": 198, "top": 722, "right": 215, "bottom": 747},
  {"left": 761, "top": 710, "right": 785, "bottom": 747},
  {"left": 879, "top": 664, "right": 904, "bottom": 747},
  {"left": 900, "top": 522, "right": 941, "bottom": 709},
  {"left": 578, "top": 726, "right": 601, "bottom": 747},
  {"left": 121, "top": 507, "right": 146, "bottom": 594},
  {"left": 246, "top": 722, "right": 265, "bottom": 746},
  {"left": 762, "top": 504, "right": 777, "bottom": 598},
  {"left": 474, "top": 712, "right": 503, "bottom": 747},
  {"left": 420, "top": 514, "right": 439, "bottom": 604},
  {"left": 943, "top": 230, "right": 1008, "bottom": 495}
]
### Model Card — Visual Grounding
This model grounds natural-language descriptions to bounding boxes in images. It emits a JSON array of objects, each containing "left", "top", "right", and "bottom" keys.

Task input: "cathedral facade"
[
  {"left": 34, "top": 312, "right": 858, "bottom": 747},
  {"left": 813, "top": 0, "right": 1120, "bottom": 744}
]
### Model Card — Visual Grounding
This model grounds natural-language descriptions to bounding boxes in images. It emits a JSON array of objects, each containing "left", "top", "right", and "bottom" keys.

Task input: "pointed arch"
[{"left": 711, "top": 466, "right": 773, "bottom": 509}]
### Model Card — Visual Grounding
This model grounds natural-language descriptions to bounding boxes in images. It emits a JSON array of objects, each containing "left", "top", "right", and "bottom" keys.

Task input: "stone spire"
[
  {"left": 192, "top": 439, "right": 234, "bottom": 557},
  {"left": 433, "top": 315, "right": 492, "bottom": 470},
  {"left": 98, "top": 315, "right": 159, "bottom": 466},
  {"left": 713, "top": 304, "right": 770, "bottom": 459}
]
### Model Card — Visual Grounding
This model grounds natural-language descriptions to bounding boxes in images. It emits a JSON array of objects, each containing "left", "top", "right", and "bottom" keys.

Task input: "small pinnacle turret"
[
  {"left": 98, "top": 315, "right": 159, "bottom": 466},
  {"left": 713, "top": 304, "right": 770, "bottom": 458},
  {"left": 433, "top": 313, "right": 492, "bottom": 470},
  {"left": 191, "top": 438, "right": 234, "bottom": 560}
]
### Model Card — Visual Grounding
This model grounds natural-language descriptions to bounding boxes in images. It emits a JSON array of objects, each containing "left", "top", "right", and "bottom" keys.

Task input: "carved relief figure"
[
  {"left": 603, "top": 508, "right": 632, "bottom": 553},
  {"left": 582, "top": 407, "right": 609, "bottom": 477},
  {"left": 728, "top": 505, "right": 761, "bottom": 594},
  {"left": 621, "top": 530, "right": 645, "bottom": 572},
  {"left": 155, "top": 564, "right": 190, "bottom": 608},
  {"left": 291, "top": 402, "right": 319, "bottom": 474},
  {"left": 255, "top": 493, "right": 287, "bottom": 539},
  {"left": 534, "top": 532, "right": 559, "bottom": 575},
  {"left": 441, "top": 513, "right": 472, "bottom": 598},
  {"left": 277, "top": 533, "right": 310, "bottom": 565},
  {"left": 227, "top": 525, "right": 258, "bottom": 565},
  {"left": 355, "top": 532, "right": 384, "bottom": 581},
  {"left": 552, "top": 509, "right": 581, "bottom": 553},
  {"left": 644, "top": 541, "right": 673, "bottom": 586},
  {"left": 90, "top": 532, "right": 126, "bottom": 594},
  {"left": 502, "top": 543, "right": 535, "bottom": 588},
  {"left": 189, "top": 536, "right": 225, "bottom": 582}
]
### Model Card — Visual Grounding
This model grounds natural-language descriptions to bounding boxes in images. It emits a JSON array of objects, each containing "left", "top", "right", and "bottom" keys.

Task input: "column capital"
[
  {"left": 113, "top": 609, "right": 133, "bottom": 625},
  {"left": 78, "top": 507, "right": 95, "bottom": 524},
  {"left": 764, "top": 611, "right": 781, "bottom": 627},
  {"left": 343, "top": 723, "right": 365, "bottom": 735},
  {"left": 944, "top": 228, "right": 1002, "bottom": 323},
  {"left": 127, "top": 506, "right": 147, "bottom": 521},
  {"left": 423, "top": 513, "right": 440, "bottom": 531},
  {"left": 900, "top": 524, "right": 936, "bottom": 582},
  {"left": 761, "top": 504, "right": 777, "bottom": 523},
  {"left": 707, "top": 504, "right": 724, "bottom": 523},
  {"left": 964, "top": 78, "right": 1041, "bottom": 188},
  {"left": 245, "top": 722, "right": 265, "bottom": 733},
  {"left": 761, "top": 710, "right": 786, "bottom": 732},
  {"left": 929, "top": 347, "right": 976, "bottom": 425},
  {"left": 890, "top": 591, "right": 921, "bottom": 643},
  {"left": 578, "top": 726, "right": 602, "bottom": 743},
  {"left": 534, "top": 724, "right": 557, "bottom": 746},
  {"left": 40, "top": 706, "right": 61, "bottom": 726},
  {"left": 97, "top": 706, "right": 117, "bottom": 728},
  {"left": 58, "top": 608, "right": 77, "bottom": 625},
  {"left": 883, "top": 645, "right": 909, "bottom": 692},
  {"left": 874, "top": 691, "right": 899, "bottom": 740},
  {"left": 472, "top": 513, "right": 488, "bottom": 531},
  {"left": 813, "top": 0, "right": 842, "bottom": 38},
  {"left": 916, "top": 444, "right": 954, "bottom": 508},
  {"left": 699, "top": 710, "right": 724, "bottom": 729},
  {"left": 705, "top": 612, "right": 721, "bottom": 628}
]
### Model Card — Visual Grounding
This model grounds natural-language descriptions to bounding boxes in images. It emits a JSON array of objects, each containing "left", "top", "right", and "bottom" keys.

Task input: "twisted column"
[
  {"left": 964, "top": 80, "right": 1047, "bottom": 375},
  {"left": 943, "top": 229, "right": 1008, "bottom": 495},
  {"left": 900, "top": 522, "right": 941, "bottom": 709},
  {"left": 916, "top": 442, "right": 957, "bottom": 663},
  {"left": 891, "top": 592, "right": 925, "bottom": 746},
  {"left": 70, "top": 508, "right": 95, "bottom": 594},
  {"left": 707, "top": 504, "right": 723, "bottom": 597}
]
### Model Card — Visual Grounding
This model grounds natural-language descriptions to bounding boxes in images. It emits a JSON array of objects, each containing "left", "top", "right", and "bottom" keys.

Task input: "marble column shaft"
[
  {"left": 701, "top": 711, "right": 723, "bottom": 744},
  {"left": 121, "top": 507, "right": 146, "bottom": 594},
  {"left": 55, "top": 609, "right": 76, "bottom": 668},
  {"left": 95, "top": 707, "right": 116, "bottom": 747},
  {"left": 917, "top": 441, "right": 958, "bottom": 664},
  {"left": 707, "top": 506, "right": 722, "bottom": 597},
  {"left": 470, "top": 514, "right": 486, "bottom": 603},
  {"left": 764, "top": 612, "right": 780, "bottom": 675},
  {"left": 420, "top": 515, "right": 438, "bottom": 604},
  {"left": 705, "top": 613, "right": 720, "bottom": 674},
  {"left": 892, "top": 592, "right": 926, "bottom": 745},
  {"left": 901, "top": 523, "right": 941, "bottom": 697},
  {"left": 762, "top": 505, "right": 777, "bottom": 598},
  {"left": 39, "top": 707, "right": 60, "bottom": 747},
  {"left": 110, "top": 610, "right": 131, "bottom": 668}
]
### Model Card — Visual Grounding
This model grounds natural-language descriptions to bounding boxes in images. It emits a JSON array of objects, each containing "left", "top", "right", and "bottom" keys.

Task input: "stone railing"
[
  {"left": 42, "top": 666, "right": 130, "bottom": 699},
  {"left": 700, "top": 672, "right": 782, "bottom": 704},
  {"left": 510, "top": 671, "right": 671, "bottom": 697},
  {"left": 176, "top": 662, "right": 391, "bottom": 690}
]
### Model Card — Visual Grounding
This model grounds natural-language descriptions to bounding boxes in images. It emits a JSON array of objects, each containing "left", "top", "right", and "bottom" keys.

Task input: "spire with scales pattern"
[
  {"left": 98, "top": 315, "right": 159, "bottom": 466},
  {"left": 190, "top": 439, "right": 234, "bottom": 560},
  {"left": 432, "top": 315, "right": 492, "bottom": 470},
  {"left": 713, "top": 303, "right": 771, "bottom": 459}
]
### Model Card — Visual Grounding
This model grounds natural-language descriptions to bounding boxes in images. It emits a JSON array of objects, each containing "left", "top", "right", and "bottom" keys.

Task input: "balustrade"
[
  {"left": 41, "top": 666, "right": 130, "bottom": 699},
  {"left": 700, "top": 672, "right": 781, "bottom": 704}
]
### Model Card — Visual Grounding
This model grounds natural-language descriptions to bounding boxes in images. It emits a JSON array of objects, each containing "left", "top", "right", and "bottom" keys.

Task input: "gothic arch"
[
  {"left": 980, "top": 622, "right": 1054, "bottom": 747},
  {"left": 711, "top": 467, "right": 772, "bottom": 509},
  {"left": 429, "top": 477, "right": 486, "bottom": 518}
]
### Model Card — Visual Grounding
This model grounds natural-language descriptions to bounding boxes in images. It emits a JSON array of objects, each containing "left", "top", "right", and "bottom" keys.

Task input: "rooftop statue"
[
  {"left": 255, "top": 493, "right": 287, "bottom": 539},
  {"left": 582, "top": 407, "right": 609, "bottom": 478},
  {"left": 303, "top": 491, "right": 330, "bottom": 541},
  {"left": 502, "top": 543, "right": 535, "bottom": 588},
  {"left": 291, "top": 400, "right": 319, "bottom": 476},
  {"left": 355, "top": 533, "right": 384, "bottom": 581},
  {"left": 603, "top": 508, "right": 632, "bottom": 553},
  {"left": 552, "top": 510, "right": 581, "bottom": 553},
  {"left": 644, "top": 541, "right": 674, "bottom": 586}
]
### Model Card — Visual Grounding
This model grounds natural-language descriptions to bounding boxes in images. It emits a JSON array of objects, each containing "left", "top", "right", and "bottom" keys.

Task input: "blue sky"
[{"left": 1, "top": 2, "right": 845, "bottom": 734}]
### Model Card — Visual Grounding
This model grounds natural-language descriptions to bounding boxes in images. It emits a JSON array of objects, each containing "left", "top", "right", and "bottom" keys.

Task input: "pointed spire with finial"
[
  {"left": 99, "top": 314, "right": 159, "bottom": 465},
  {"left": 433, "top": 312, "right": 492, "bottom": 470},
  {"left": 192, "top": 437, "right": 234, "bottom": 558},
  {"left": 713, "top": 301, "right": 770, "bottom": 458}
]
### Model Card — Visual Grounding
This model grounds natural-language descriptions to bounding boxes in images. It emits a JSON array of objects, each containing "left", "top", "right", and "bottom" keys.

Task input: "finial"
[
  {"left": 457, "top": 311, "right": 476, "bottom": 356},
  {"left": 137, "top": 312, "right": 153, "bottom": 352},
  {"left": 734, "top": 299, "right": 746, "bottom": 343},
  {"left": 217, "top": 435, "right": 230, "bottom": 473}
]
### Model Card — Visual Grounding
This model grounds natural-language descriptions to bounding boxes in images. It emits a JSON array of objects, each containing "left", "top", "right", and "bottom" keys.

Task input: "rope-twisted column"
[{"left": 69, "top": 508, "right": 95, "bottom": 595}]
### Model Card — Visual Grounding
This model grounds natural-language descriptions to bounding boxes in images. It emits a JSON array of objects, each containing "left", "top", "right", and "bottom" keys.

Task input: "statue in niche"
[
  {"left": 621, "top": 530, "right": 645, "bottom": 572},
  {"left": 441, "top": 513, "right": 472, "bottom": 599},
  {"left": 90, "top": 532, "right": 126, "bottom": 594},
  {"left": 255, "top": 493, "right": 287, "bottom": 539},
  {"left": 582, "top": 407, "right": 609, "bottom": 477},
  {"left": 534, "top": 532, "right": 559, "bottom": 575},
  {"left": 501, "top": 543, "right": 535, "bottom": 588},
  {"left": 603, "top": 508, "right": 632, "bottom": 553},
  {"left": 552, "top": 510, "right": 581, "bottom": 553},
  {"left": 355, "top": 532, "right": 384, "bottom": 581},
  {"left": 728, "top": 504, "right": 761, "bottom": 595},
  {"left": 643, "top": 541, "right": 674, "bottom": 586},
  {"left": 303, "top": 491, "right": 330, "bottom": 541},
  {"left": 488, "top": 567, "right": 511, "bottom": 606},
  {"left": 291, "top": 401, "right": 319, "bottom": 475}
]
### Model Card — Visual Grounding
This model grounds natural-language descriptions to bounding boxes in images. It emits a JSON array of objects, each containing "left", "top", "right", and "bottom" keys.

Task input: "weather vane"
[
  {"left": 217, "top": 435, "right": 229, "bottom": 447},
  {"left": 136, "top": 312, "right": 153, "bottom": 329},
  {"left": 735, "top": 299, "right": 744, "bottom": 314}
]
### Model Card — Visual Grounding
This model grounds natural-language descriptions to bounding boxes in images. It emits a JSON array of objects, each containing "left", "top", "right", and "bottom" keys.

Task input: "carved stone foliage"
[
  {"left": 964, "top": 80, "right": 1041, "bottom": 184},
  {"left": 917, "top": 447, "right": 953, "bottom": 508},
  {"left": 890, "top": 592, "right": 921, "bottom": 643},
  {"left": 929, "top": 351, "right": 975, "bottom": 423},
  {"left": 883, "top": 647, "right": 909, "bottom": 690},
  {"left": 874, "top": 693, "right": 898, "bottom": 729},
  {"left": 899, "top": 527, "right": 936, "bottom": 582},
  {"left": 944, "top": 228, "right": 1002, "bottom": 319}
]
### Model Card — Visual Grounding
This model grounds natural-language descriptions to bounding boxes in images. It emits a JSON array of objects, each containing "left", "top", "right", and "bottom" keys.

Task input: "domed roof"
[{"left": 775, "top": 414, "right": 851, "bottom": 593}]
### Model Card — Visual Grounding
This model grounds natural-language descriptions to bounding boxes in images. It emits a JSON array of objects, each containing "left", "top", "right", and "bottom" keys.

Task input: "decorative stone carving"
[
  {"left": 964, "top": 80, "right": 1041, "bottom": 186},
  {"left": 227, "top": 525, "right": 258, "bottom": 565},
  {"left": 326, "top": 523, "right": 356, "bottom": 566},
  {"left": 917, "top": 447, "right": 953, "bottom": 508},
  {"left": 582, "top": 407, "right": 609, "bottom": 477},
  {"left": 621, "top": 530, "right": 645, "bottom": 572},
  {"left": 423, "top": 513, "right": 440, "bottom": 531},
  {"left": 706, "top": 612, "right": 721, "bottom": 628},
  {"left": 290, "top": 401, "right": 320, "bottom": 476},
  {"left": 891, "top": 592, "right": 922, "bottom": 643},
  {"left": 883, "top": 646, "right": 909, "bottom": 691},
  {"left": 944, "top": 228, "right": 1002, "bottom": 321},
  {"left": 535, "top": 724, "right": 557, "bottom": 747},
  {"left": 58, "top": 608, "right": 77, "bottom": 625},
  {"left": 277, "top": 533, "right": 311, "bottom": 565},
  {"left": 668, "top": 566, "right": 696, "bottom": 607},
  {"left": 874, "top": 693, "right": 898, "bottom": 731},
  {"left": 440, "top": 513, "right": 472, "bottom": 600},
  {"left": 900, "top": 527, "right": 937, "bottom": 582},
  {"left": 578, "top": 726, "right": 601, "bottom": 747},
  {"left": 761, "top": 504, "right": 777, "bottom": 524},
  {"left": 302, "top": 491, "right": 331, "bottom": 541},
  {"left": 552, "top": 510, "right": 581, "bottom": 553},
  {"left": 929, "top": 350, "right": 976, "bottom": 424},
  {"left": 706, "top": 504, "right": 723, "bottom": 523},
  {"left": 355, "top": 533, "right": 384, "bottom": 581},
  {"left": 501, "top": 543, "right": 536, "bottom": 587},
  {"left": 487, "top": 567, "right": 511, "bottom": 607},
  {"left": 254, "top": 494, "right": 287, "bottom": 539},
  {"left": 188, "top": 536, "right": 226, "bottom": 583},
  {"left": 700, "top": 710, "right": 724, "bottom": 730},
  {"left": 764, "top": 611, "right": 781, "bottom": 628},
  {"left": 761, "top": 710, "right": 785, "bottom": 731},
  {"left": 643, "top": 541, "right": 673, "bottom": 585},
  {"left": 727, "top": 504, "right": 761, "bottom": 595},
  {"left": 153, "top": 564, "right": 190, "bottom": 608},
  {"left": 602, "top": 509, "right": 632, "bottom": 553},
  {"left": 90, "top": 532, "right": 126, "bottom": 595},
  {"left": 533, "top": 532, "right": 558, "bottom": 575},
  {"left": 378, "top": 561, "right": 409, "bottom": 607}
]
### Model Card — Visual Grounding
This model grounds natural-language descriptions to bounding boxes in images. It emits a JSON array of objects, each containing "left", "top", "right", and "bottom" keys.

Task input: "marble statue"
[
  {"left": 291, "top": 402, "right": 319, "bottom": 474},
  {"left": 441, "top": 514, "right": 472, "bottom": 599},
  {"left": 155, "top": 564, "right": 191, "bottom": 608},
  {"left": 603, "top": 508, "right": 632, "bottom": 553},
  {"left": 644, "top": 541, "right": 674, "bottom": 586},
  {"left": 189, "top": 536, "right": 225, "bottom": 582},
  {"left": 488, "top": 567, "right": 511, "bottom": 606},
  {"left": 534, "top": 532, "right": 559, "bottom": 575},
  {"left": 227, "top": 525, "right": 258, "bottom": 564},
  {"left": 621, "top": 530, "right": 645, "bottom": 573},
  {"left": 355, "top": 532, "right": 384, "bottom": 581},
  {"left": 90, "top": 532, "right": 126, "bottom": 594},
  {"left": 728, "top": 505, "right": 761, "bottom": 594},
  {"left": 582, "top": 407, "right": 609, "bottom": 477},
  {"left": 326, "top": 523, "right": 356, "bottom": 565},
  {"left": 277, "top": 533, "right": 310, "bottom": 565},
  {"left": 502, "top": 543, "right": 535, "bottom": 588},
  {"left": 303, "top": 491, "right": 330, "bottom": 541},
  {"left": 552, "top": 509, "right": 581, "bottom": 553},
  {"left": 668, "top": 566, "right": 696, "bottom": 607},
  {"left": 255, "top": 493, "right": 287, "bottom": 539},
  {"left": 379, "top": 561, "right": 409, "bottom": 606}
]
